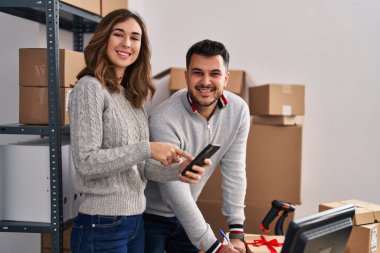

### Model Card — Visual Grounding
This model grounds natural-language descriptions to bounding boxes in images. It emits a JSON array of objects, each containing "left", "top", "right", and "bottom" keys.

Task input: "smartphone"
[{"left": 181, "top": 143, "right": 221, "bottom": 176}]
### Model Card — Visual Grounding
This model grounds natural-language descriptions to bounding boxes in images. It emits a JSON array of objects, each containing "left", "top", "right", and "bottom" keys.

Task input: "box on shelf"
[
  {"left": 251, "top": 115, "right": 304, "bottom": 126},
  {"left": 319, "top": 199, "right": 380, "bottom": 226},
  {"left": 153, "top": 67, "right": 254, "bottom": 99},
  {"left": 61, "top": 0, "right": 101, "bottom": 15},
  {"left": 19, "top": 48, "right": 84, "bottom": 88},
  {"left": 42, "top": 224, "right": 72, "bottom": 252},
  {"left": 246, "top": 124, "right": 303, "bottom": 204},
  {"left": 249, "top": 84, "right": 305, "bottom": 116},
  {"left": 0, "top": 139, "right": 72, "bottom": 223},
  {"left": 244, "top": 234, "right": 284, "bottom": 253},
  {"left": 19, "top": 87, "right": 72, "bottom": 125},
  {"left": 101, "top": 0, "right": 128, "bottom": 17}
]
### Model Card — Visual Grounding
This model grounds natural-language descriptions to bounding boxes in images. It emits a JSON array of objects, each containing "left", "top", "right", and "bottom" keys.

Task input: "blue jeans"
[
  {"left": 144, "top": 213, "right": 198, "bottom": 253},
  {"left": 70, "top": 212, "right": 144, "bottom": 253}
]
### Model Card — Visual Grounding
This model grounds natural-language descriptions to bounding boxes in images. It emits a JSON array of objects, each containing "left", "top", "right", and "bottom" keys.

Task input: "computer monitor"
[{"left": 281, "top": 204, "right": 355, "bottom": 253}]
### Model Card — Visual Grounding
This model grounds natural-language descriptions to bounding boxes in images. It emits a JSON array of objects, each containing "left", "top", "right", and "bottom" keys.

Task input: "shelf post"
[{"left": 45, "top": 0, "right": 63, "bottom": 252}]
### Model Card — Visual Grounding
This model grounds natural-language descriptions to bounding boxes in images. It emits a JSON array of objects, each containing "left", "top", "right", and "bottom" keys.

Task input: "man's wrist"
[
  {"left": 229, "top": 232, "right": 245, "bottom": 241},
  {"left": 229, "top": 224, "right": 245, "bottom": 241}
]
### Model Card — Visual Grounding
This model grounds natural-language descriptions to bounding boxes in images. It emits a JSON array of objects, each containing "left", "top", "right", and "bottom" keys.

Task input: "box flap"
[{"left": 320, "top": 199, "right": 380, "bottom": 225}]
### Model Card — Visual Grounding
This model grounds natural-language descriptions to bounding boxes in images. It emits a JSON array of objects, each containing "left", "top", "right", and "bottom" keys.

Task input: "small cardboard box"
[
  {"left": 251, "top": 115, "right": 304, "bottom": 126},
  {"left": 19, "top": 87, "right": 72, "bottom": 125},
  {"left": 19, "top": 48, "right": 84, "bottom": 88},
  {"left": 42, "top": 224, "right": 72, "bottom": 251},
  {"left": 249, "top": 84, "right": 305, "bottom": 116},
  {"left": 244, "top": 234, "right": 284, "bottom": 253},
  {"left": 153, "top": 67, "right": 253, "bottom": 99},
  {"left": 101, "top": 0, "right": 128, "bottom": 17},
  {"left": 61, "top": 0, "right": 101, "bottom": 15},
  {"left": 319, "top": 199, "right": 380, "bottom": 225},
  {"left": 246, "top": 124, "right": 302, "bottom": 204},
  {"left": 346, "top": 223, "right": 380, "bottom": 253}
]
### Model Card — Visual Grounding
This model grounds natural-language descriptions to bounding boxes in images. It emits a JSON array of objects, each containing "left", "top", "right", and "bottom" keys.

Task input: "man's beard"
[{"left": 189, "top": 87, "right": 222, "bottom": 108}]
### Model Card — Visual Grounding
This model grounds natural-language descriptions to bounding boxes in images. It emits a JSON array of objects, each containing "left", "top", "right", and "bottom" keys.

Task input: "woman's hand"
[
  {"left": 150, "top": 142, "right": 189, "bottom": 166},
  {"left": 179, "top": 157, "right": 211, "bottom": 184}
]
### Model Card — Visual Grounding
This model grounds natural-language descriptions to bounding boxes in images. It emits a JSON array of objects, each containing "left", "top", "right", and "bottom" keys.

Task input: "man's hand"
[
  {"left": 230, "top": 239, "right": 246, "bottom": 253},
  {"left": 219, "top": 244, "right": 241, "bottom": 253},
  {"left": 179, "top": 157, "right": 211, "bottom": 184}
]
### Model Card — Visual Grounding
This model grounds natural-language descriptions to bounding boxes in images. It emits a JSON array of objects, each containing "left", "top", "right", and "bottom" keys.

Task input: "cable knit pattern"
[{"left": 69, "top": 75, "right": 180, "bottom": 216}]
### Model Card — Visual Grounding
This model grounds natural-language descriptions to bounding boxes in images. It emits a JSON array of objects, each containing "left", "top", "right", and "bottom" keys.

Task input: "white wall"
[
  {"left": 1, "top": 0, "right": 380, "bottom": 248},
  {"left": 141, "top": 0, "right": 380, "bottom": 219}
]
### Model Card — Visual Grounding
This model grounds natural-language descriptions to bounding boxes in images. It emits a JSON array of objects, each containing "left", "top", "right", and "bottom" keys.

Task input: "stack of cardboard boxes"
[
  {"left": 320, "top": 199, "right": 380, "bottom": 253},
  {"left": 18, "top": 48, "right": 84, "bottom": 125},
  {"left": 197, "top": 83, "right": 305, "bottom": 242}
]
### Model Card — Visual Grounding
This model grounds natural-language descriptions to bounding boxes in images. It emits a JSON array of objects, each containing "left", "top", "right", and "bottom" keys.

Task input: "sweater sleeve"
[
  {"left": 220, "top": 103, "right": 250, "bottom": 227},
  {"left": 69, "top": 79, "right": 151, "bottom": 180},
  {"left": 158, "top": 181, "right": 219, "bottom": 251},
  {"left": 143, "top": 159, "right": 180, "bottom": 182}
]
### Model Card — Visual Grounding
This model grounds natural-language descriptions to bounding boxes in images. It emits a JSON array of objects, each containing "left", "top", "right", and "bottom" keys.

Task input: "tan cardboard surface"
[
  {"left": 346, "top": 223, "right": 379, "bottom": 253},
  {"left": 319, "top": 199, "right": 380, "bottom": 225},
  {"left": 249, "top": 84, "right": 305, "bottom": 116},
  {"left": 101, "top": 0, "right": 128, "bottom": 17},
  {"left": 245, "top": 234, "right": 284, "bottom": 253},
  {"left": 246, "top": 124, "right": 302, "bottom": 204},
  {"left": 19, "top": 48, "right": 84, "bottom": 88},
  {"left": 61, "top": 0, "right": 101, "bottom": 15},
  {"left": 19, "top": 87, "right": 72, "bottom": 125},
  {"left": 251, "top": 115, "right": 304, "bottom": 126}
]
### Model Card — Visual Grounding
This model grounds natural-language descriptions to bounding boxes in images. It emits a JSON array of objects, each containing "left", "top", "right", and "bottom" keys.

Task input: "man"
[{"left": 144, "top": 39, "right": 250, "bottom": 253}]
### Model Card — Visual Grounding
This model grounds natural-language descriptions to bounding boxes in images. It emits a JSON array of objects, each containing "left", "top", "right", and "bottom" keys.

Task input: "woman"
[{"left": 69, "top": 9, "right": 208, "bottom": 253}]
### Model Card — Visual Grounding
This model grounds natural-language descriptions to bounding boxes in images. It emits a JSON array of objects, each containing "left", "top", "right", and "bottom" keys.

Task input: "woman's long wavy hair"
[{"left": 77, "top": 9, "right": 155, "bottom": 108}]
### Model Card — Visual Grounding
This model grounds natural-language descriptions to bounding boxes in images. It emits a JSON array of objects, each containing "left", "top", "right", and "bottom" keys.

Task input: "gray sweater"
[
  {"left": 145, "top": 89, "right": 250, "bottom": 251},
  {"left": 69, "top": 76, "right": 180, "bottom": 216}
]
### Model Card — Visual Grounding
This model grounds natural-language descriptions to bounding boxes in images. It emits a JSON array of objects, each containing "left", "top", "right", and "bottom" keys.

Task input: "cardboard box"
[
  {"left": 153, "top": 67, "right": 253, "bottom": 99},
  {"left": 251, "top": 115, "right": 304, "bottom": 126},
  {"left": 345, "top": 223, "right": 380, "bottom": 253},
  {"left": 197, "top": 164, "right": 223, "bottom": 202},
  {"left": 244, "top": 234, "right": 284, "bottom": 253},
  {"left": 249, "top": 84, "right": 305, "bottom": 116},
  {"left": 319, "top": 199, "right": 380, "bottom": 226},
  {"left": 0, "top": 139, "right": 71, "bottom": 223},
  {"left": 61, "top": 0, "right": 101, "bottom": 15},
  {"left": 101, "top": 0, "right": 128, "bottom": 17},
  {"left": 42, "top": 224, "right": 72, "bottom": 251},
  {"left": 19, "top": 87, "right": 72, "bottom": 125},
  {"left": 19, "top": 48, "right": 84, "bottom": 88},
  {"left": 246, "top": 124, "right": 302, "bottom": 204}
]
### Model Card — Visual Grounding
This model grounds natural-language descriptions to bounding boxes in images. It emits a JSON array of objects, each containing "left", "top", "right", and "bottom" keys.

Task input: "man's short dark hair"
[{"left": 186, "top": 39, "right": 229, "bottom": 70}]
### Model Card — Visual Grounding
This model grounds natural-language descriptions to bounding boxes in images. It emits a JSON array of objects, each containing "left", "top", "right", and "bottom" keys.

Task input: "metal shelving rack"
[{"left": 0, "top": 1, "right": 100, "bottom": 252}]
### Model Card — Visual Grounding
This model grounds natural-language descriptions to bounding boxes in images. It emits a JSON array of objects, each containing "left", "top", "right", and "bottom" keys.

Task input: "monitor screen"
[{"left": 281, "top": 204, "right": 355, "bottom": 253}]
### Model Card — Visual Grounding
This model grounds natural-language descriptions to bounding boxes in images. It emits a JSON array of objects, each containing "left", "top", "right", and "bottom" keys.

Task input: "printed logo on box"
[{"left": 371, "top": 227, "right": 378, "bottom": 252}]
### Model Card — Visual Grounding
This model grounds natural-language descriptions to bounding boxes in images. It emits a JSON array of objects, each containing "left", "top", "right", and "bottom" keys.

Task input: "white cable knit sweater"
[{"left": 69, "top": 75, "right": 180, "bottom": 216}]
